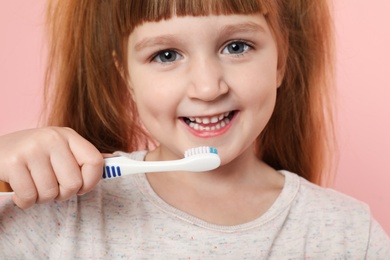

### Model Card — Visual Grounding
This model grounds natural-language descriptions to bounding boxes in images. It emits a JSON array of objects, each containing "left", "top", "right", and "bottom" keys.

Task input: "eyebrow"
[
  {"left": 219, "top": 22, "right": 267, "bottom": 37},
  {"left": 134, "top": 22, "right": 266, "bottom": 51},
  {"left": 135, "top": 35, "right": 180, "bottom": 52}
]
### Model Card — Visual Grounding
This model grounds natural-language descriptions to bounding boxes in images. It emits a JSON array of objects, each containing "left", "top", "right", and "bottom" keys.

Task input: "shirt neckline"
[{"left": 130, "top": 150, "right": 301, "bottom": 233}]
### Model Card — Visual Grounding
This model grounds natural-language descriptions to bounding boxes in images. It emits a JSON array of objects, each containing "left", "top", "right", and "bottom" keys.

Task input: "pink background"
[{"left": 0, "top": 1, "right": 389, "bottom": 235}]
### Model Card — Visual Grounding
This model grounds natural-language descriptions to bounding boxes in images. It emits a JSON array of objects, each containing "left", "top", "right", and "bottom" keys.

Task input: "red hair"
[{"left": 44, "top": 0, "right": 335, "bottom": 185}]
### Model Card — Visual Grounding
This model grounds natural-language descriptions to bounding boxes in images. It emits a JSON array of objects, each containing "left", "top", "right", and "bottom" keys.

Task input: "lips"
[{"left": 182, "top": 111, "right": 236, "bottom": 131}]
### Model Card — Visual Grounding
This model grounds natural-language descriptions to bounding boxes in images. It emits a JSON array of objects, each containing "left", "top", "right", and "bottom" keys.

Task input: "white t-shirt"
[{"left": 1, "top": 151, "right": 389, "bottom": 259}]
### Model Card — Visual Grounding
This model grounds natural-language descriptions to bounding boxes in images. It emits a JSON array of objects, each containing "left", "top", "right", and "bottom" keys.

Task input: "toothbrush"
[
  {"left": 0, "top": 146, "right": 220, "bottom": 196},
  {"left": 102, "top": 146, "right": 220, "bottom": 179}
]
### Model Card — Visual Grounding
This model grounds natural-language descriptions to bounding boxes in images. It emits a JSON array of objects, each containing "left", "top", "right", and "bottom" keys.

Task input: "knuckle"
[
  {"left": 24, "top": 128, "right": 66, "bottom": 152},
  {"left": 7, "top": 154, "right": 24, "bottom": 168},
  {"left": 87, "top": 155, "right": 104, "bottom": 168},
  {"left": 56, "top": 179, "right": 83, "bottom": 201},
  {"left": 64, "top": 179, "right": 83, "bottom": 193},
  {"left": 38, "top": 187, "right": 59, "bottom": 201},
  {"left": 39, "top": 127, "right": 64, "bottom": 143},
  {"left": 62, "top": 127, "right": 77, "bottom": 136},
  {"left": 15, "top": 201, "right": 33, "bottom": 210},
  {"left": 17, "top": 191, "right": 38, "bottom": 205}
]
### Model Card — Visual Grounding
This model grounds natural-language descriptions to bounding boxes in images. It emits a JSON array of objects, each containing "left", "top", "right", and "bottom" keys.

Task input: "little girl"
[{"left": 1, "top": 0, "right": 389, "bottom": 258}]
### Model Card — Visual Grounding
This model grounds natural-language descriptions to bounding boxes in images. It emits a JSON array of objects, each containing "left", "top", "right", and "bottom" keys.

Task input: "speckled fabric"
[{"left": 1, "top": 151, "right": 389, "bottom": 259}]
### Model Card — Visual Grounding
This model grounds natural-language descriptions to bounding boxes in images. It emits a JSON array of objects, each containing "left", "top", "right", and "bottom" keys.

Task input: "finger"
[
  {"left": 8, "top": 165, "right": 38, "bottom": 209},
  {"left": 49, "top": 146, "right": 83, "bottom": 201},
  {"left": 65, "top": 128, "right": 104, "bottom": 195},
  {"left": 28, "top": 155, "right": 60, "bottom": 204},
  {"left": 77, "top": 156, "right": 104, "bottom": 195}
]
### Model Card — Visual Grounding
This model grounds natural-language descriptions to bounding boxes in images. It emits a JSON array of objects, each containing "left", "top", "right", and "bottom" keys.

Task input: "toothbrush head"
[
  {"left": 183, "top": 146, "right": 221, "bottom": 172},
  {"left": 184, "top": 146, "right": 218, "bottom": 157}
]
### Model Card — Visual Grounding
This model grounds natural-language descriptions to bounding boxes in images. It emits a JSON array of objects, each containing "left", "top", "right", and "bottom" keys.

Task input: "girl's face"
[{"left": 127, "top": 14, "right": 282, "bottom": 164}]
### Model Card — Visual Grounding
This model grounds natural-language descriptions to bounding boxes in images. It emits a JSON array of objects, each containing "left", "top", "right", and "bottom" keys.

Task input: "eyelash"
[
  {"left": 221, "top": 40, "right": 254, "bottom": 56},
  {"left": 150, "top": 49, "right": 182, "bottom": 64},
  {"left": 150, "top": 40, "right": 254, "bottom": 64}
]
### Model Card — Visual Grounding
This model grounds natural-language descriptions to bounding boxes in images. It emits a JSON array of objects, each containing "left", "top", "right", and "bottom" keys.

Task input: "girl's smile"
[
  {"left": 180, "top": 110, "right": 237, "bottom": 138},
  {"left": 127, "top": 14, "right": 282, "bottom": 164}
]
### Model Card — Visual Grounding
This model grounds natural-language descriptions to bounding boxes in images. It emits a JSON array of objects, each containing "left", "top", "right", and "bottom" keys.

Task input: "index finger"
[{"left": 64, "top": 128, "right": 104, "bottom": 195}]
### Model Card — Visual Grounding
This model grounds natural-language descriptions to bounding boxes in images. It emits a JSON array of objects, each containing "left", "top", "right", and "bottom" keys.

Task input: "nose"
[{"left": 187, "top": 56, "right": 229, "bottom": 101}]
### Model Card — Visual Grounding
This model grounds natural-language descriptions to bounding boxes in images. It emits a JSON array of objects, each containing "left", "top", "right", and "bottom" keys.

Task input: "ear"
[{"left": 276, "top": 66, "right": 285, "bottom": 88}]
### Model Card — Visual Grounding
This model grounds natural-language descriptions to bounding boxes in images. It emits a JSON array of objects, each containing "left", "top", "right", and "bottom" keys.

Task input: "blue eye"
[
  {"left": 222, "top": 41, "right": 251, "bottom": 55},
  {"left": 152, "top": 50, "right": 181, "bottom": 63}
]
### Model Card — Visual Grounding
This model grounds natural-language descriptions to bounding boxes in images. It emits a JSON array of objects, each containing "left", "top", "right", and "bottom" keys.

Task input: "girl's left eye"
[
  {"left": 222, "top": 41, "right": 251, "bottom": 55},
  {"left": 152, "top": 50, "right": 182, "bottom": 63}
]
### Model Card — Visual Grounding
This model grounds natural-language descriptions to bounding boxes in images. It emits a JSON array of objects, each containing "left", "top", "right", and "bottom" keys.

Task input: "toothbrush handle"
[
  {"left": 102, "top": 153, "right": 220, "bottom": 179},
  {"left": 102, "top": 156, "right": 188, "bottom": 179}
]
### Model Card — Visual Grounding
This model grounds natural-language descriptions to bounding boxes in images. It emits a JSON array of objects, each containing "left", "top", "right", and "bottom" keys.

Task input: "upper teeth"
[
  {"left": 186, "top": 112, "right": 232, "bottom": 131},
  {"left": 189, "top": 112, "right": 229, "bottom": 125}
]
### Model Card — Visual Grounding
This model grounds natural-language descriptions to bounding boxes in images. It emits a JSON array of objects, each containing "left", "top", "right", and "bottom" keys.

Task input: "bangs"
[{"left": 117, "top": 0, "right": 272, "bottom": 34}]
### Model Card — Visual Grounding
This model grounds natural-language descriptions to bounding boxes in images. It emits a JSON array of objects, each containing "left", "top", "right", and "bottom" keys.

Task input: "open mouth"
[{"left": 182, "top": 111, "right": 236, "bottom": 131}]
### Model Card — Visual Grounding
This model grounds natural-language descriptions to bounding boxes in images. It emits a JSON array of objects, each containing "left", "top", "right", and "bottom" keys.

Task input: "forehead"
[{"left": 117, "top": 0, "right": 271, "bottom": 34}]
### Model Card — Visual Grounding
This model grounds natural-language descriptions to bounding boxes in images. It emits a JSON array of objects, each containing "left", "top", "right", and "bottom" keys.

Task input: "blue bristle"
[{"left": 210, "top": 147, "right": 218, "bottom": 154}]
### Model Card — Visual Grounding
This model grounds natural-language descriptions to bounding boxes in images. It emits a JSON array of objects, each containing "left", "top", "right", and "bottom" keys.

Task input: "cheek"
[
  {"left": 130, "top": 71, "right": 160, "bottom": 110},
  {"left": 233, "top": 67, "right": 278, "bottom": 128},
  {"left": 134, "top": 87, "right": 166, "bottom": 117},
  {"left": 135, "top": 93, "right": 160, "bottom": 118},
  {"left": 134, "top": 92, "right": 168, "bottom": 140},
  {"left": 247, "top": 87, "right": 277, "bottom": 123},
  {"left": 131, "top": 79, "right": 180, "bottom": 133},
  {"left": 127, "top": 62, "right": 177, "bottom": 135},
  {"left": 233, "top": 66, "right": 278, "bottom": 106}
]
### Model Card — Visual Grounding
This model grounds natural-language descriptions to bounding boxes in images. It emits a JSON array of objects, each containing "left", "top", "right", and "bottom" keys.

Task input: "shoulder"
[
  {"left": 293, "top": 171, "right": 371, "bottom": 230},
  {"left": 280, "top": 170, "right": 370, "bottom": 220},
  {"left": 283, "top": 170, "right": 369, "bottom": 215},
  {"left": 281, "top": 171, "right": 390, "bottom": 256}
]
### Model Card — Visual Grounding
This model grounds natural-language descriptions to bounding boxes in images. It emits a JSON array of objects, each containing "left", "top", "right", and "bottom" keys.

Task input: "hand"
[{"left": 0, "top": 127, "right": 104, "bottom": 208}]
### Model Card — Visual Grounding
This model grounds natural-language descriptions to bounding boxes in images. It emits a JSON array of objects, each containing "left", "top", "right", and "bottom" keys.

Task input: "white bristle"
[{"left": 184, "top": 146, "right": 218, "bottom": 157}]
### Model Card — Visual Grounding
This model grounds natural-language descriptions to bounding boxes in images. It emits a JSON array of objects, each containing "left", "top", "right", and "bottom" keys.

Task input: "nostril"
[{"left": 187, "top": 76, "right": 229, "bottom": 102}]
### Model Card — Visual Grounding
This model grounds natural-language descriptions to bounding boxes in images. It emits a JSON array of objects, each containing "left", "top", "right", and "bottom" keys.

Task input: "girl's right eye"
[{"left": 152, "top": 50, "right": 182, "bottom": 63}]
